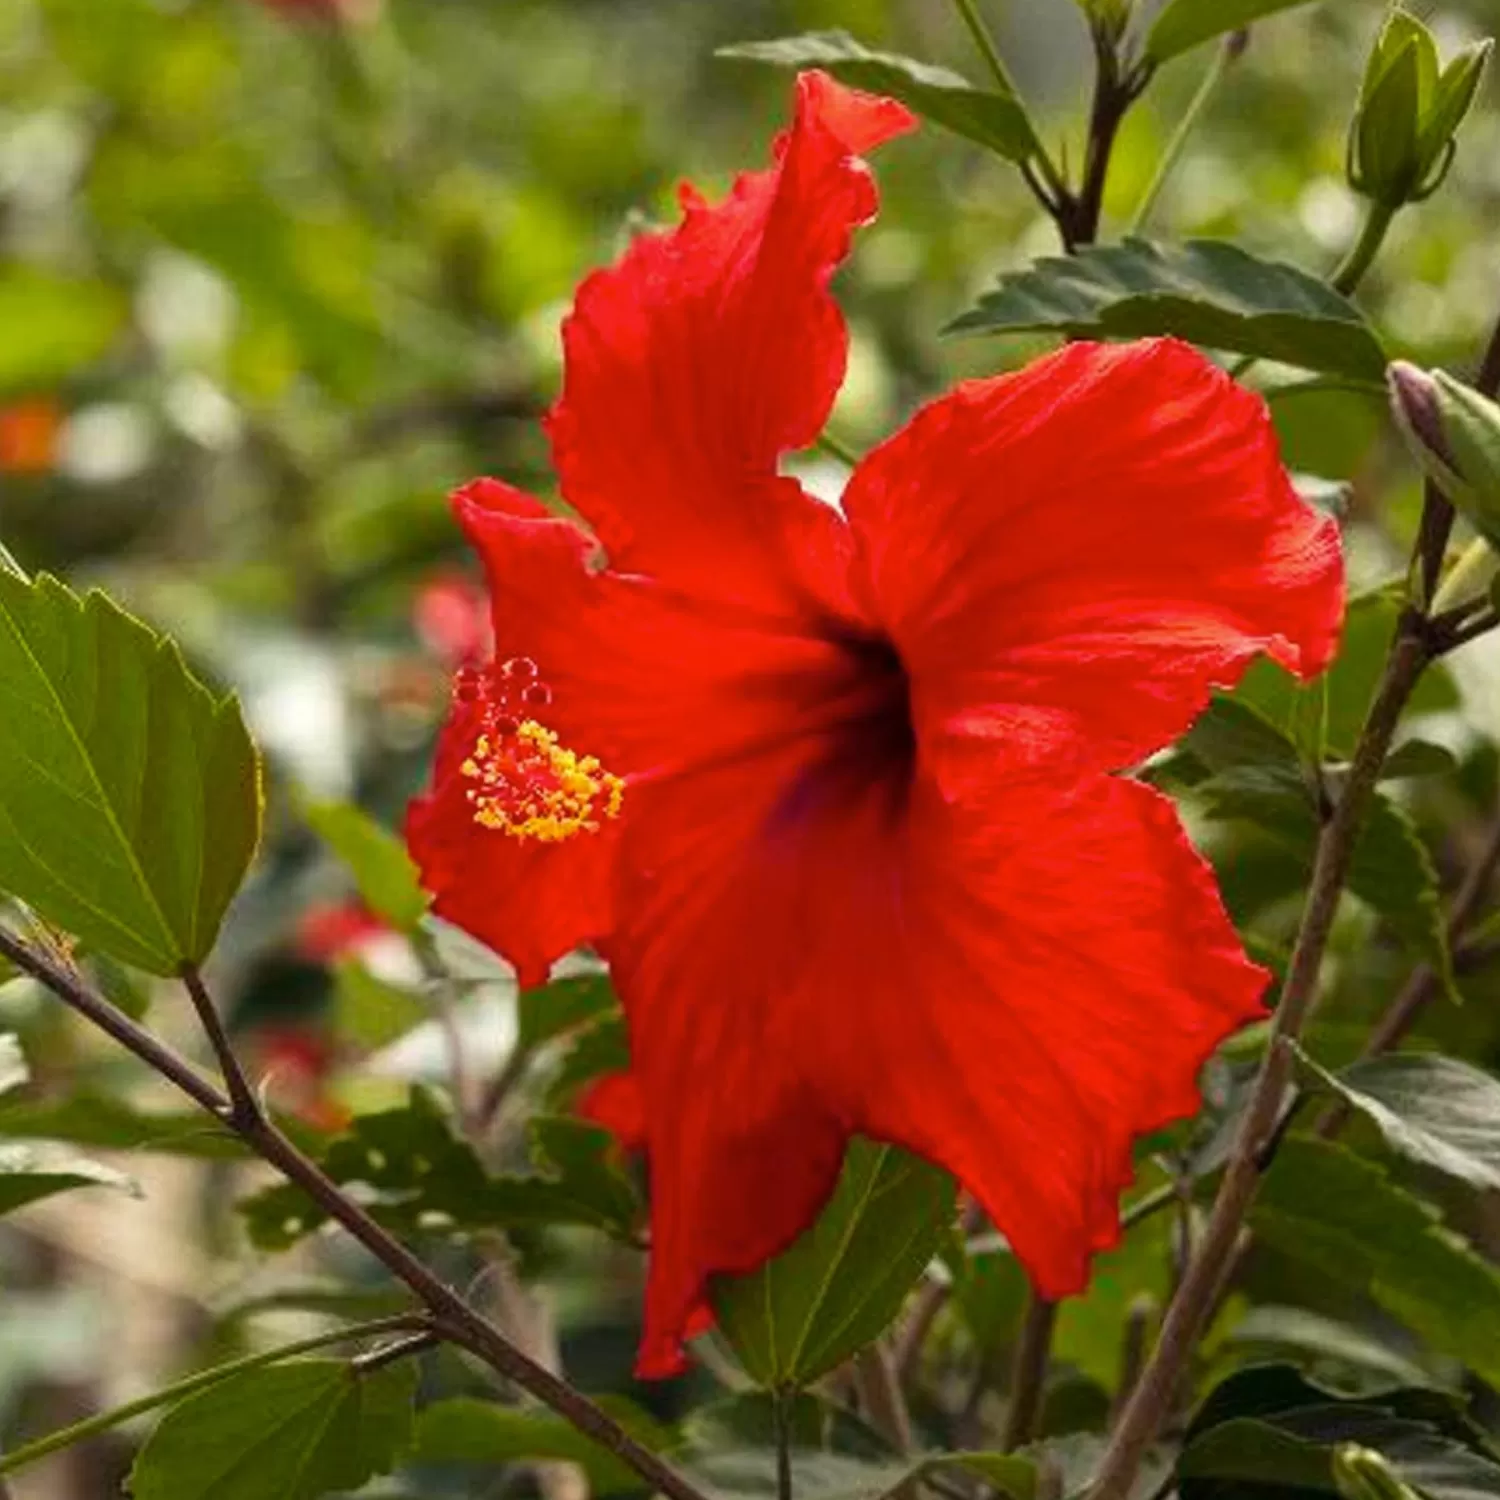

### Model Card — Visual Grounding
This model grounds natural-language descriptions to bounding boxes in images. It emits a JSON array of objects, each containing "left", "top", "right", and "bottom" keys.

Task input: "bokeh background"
[{"left": 3, "top": 0, "right": 1500, "bottom": 1495}]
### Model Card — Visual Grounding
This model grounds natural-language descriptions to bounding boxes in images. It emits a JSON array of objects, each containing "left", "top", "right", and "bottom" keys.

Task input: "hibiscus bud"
[
  {"left": 1348, "top": 12, "right": 1491, "bottom": 206},
  {"left": 1388, "top": 360, "right": 1500, "bottom": 548},
  {"left": 1332, "top": 1446, "right": 1420, "bottom": 1500}
]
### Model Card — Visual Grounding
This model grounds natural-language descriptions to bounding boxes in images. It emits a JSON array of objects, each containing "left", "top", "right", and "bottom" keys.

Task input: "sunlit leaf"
[
  {"left": 0, "top": 574, "right": 261, "bottom": 975},
  {"left": 720, "top": 31, "right": 1038, "bottom": 161},
  {"left": 1145, "top": 0, "right": 1322, "bottom": 64},
  {"left": 303, "top": 799, "right": 427, "bottom": 933},
  {"left": 948, "top": 239, "right": 1386, "bottom": 380}
]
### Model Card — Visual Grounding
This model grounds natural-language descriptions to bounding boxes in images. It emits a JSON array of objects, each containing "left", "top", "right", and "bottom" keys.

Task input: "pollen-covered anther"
[{"left": 458, "top": 659, "right": 623, "bottom": 843}]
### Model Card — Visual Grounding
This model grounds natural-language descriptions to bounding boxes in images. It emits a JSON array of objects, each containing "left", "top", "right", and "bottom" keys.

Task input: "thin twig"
[
  {"left": 1002, "top": 1293, "right": 1056, "bottom": 1451},
  {"left": 1111, "top": 1297, "right": 1155, "bottom": 1423},
  {"left": 1062, "top": 29, "right": 1146, "bottom": 250},
  {"left": 180, "top": 964, "right": 260, "bottom": 1126},
  {"left": 0, "top": 929, "right": 711, "bottom": 1500}
]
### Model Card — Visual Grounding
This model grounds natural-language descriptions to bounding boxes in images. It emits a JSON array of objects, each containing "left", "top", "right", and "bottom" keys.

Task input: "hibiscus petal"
[
  {"left": 546, "top": 72, "right": 914, "bottom": 608},
  {"left": 828, "top": 774, "right": 1268, "bottom": 1300},
  {"left": 405, "top": 482, "right": 619, "bottom": 986},
  {"left": 605, "top": 738, "right": 891, "bottom": 1377},
  {"left": 842, "top": 339, "right": 1345, "bottom": 785},
  {"left": 607, "top": 752, "right": 1264, "bottom": 1371}
]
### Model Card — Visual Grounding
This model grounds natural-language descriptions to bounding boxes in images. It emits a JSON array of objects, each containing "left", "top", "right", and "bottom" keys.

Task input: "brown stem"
[
  {"left": 1111, "top": 1297, "right": 1155, "bottom": 1422},
  {"left": 1059, "top": 33, "right": 1141, "bottom": 250},
  {"left": 1002, "top": 1293, "right": 1056, "bottom": 1451},
  {"left": 180, "top": 964, "right": 260, "bottom": 1126},
  {"left": 1089, "top": 617, "right": 1433, "bottom": 1500},
  {"left": 0, "top": 930, "right": 709, "bottom": 1500}
]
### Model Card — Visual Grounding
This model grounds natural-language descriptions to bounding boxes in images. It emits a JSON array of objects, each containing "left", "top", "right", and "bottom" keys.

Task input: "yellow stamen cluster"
[{"left": 462, "top": 719, "right": 624, "bottom": 843}]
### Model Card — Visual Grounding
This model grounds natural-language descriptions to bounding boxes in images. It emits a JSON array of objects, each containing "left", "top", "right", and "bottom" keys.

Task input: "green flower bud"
[
  {"left": 1332, "top": 1446, "right": 1421, "bottom": 1500},
  {"left": 1348, "top": 12, "right": 1491, "bottom": 205},
  {"left": 1388, "top": 361, "right": 1500, "bottom": 548}
]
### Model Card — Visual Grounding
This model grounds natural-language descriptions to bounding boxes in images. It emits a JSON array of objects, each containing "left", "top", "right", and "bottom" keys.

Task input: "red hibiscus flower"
[{"left": 406, "top": 71, "right": 1344, "bottom": 1378}]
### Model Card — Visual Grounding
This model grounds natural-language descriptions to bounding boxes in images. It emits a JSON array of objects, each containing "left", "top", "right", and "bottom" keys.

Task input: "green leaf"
[
  {"left": 303, "top": 799, "right": 428, "bottom": 933},
  {"left": 1182, "top": 1367, "right": 1500, "bottom": 1500},
  {"left": 1192, "top": 765, "right": 1451, "bottom": 998},
  {"left": 948, "top": 239, "right": 1386, "bottom": 381},
  {"left": 0, "top": 1037, "right": 135, "bottom": 1210},
  {"left": 0, "top": 1034, "right": 27, "bottom": 1096},
  {"left": 0, "top": 1091, "right": 248, "bottom": 1158},
  {"left": 129, "top": 1359, "right": 415, "bottom": 1500},
  {"left": 0, "top": 1142, "right": 139, "bottom": 1214},
  {"left": 1226, "top": 1307, "right": 1442, "bottom": 1392},
  {"left": 413, "top": 1396, "right": 673, "bottom": 1495},
  {"left": 1182, "top": 1419, "right": 1500, "bottom": 1500},
  {"left": 719, "top": 31, "right": 1037, "bottom": 162},
  {"left": 517, "top": 972, "right": 618, "bottom": 1052},
  {"left": 1233, "top": 589, "right": 1458, "bottom": 761},
  {"left": 0, "top": 271, "right": 125, "bottom": 390},
  {"left": 1252, "top": 1138, "right": 1500, "bottom": 1385},
  {"left": 684, "top": 1450, "right": 1036, "bottom": 1500},
  {"left": 1378, "top": 740, "right": 1457, "bottom": 782},
  {"left": 0, "top": 573, "right": 262, "bottom": 975},
  {"left": 238, "top": 1090, "right": 641, "bottom": 1250},
  {"left": 681, "top": 1391, "right": 889, "bottom": 1455},
  {"left": 332, "top": 959, "right": 427, "bottom": 1052},
  {"left": 547, "top": 1012, "right": 632, "bottom": 1109},
  {"left": 1301, "top": 1053, "right": 1500, "bottom": 1194},
  {"left": 713, "top": 1139, "right": 956, "bottom": 1388},
  {"left": 1145, "top": 0, "right": 1321, "bottom": 64}
]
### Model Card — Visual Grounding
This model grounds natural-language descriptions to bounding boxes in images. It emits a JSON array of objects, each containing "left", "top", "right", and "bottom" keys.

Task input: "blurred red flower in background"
[
  {"left": 0, "top": 398, "right": 63, "bottom": 475},
  {"left": 414, "top": 571, "right": 492, "bottom": 668},
  {"left": 407, "top": 72, "right": 1344, "bottom": 1377}
]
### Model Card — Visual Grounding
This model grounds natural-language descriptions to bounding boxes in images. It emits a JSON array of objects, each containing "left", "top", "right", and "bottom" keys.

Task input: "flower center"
[
  {"left": 839, "top": 631, "right": 916, "bottom": 782},
  {"left": 454, "top": 657, "right": 624, "bottom": 843}
]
